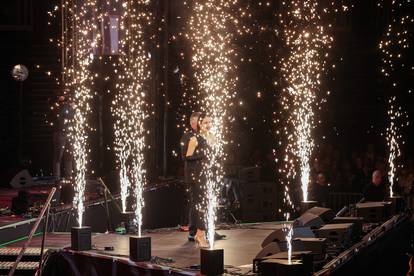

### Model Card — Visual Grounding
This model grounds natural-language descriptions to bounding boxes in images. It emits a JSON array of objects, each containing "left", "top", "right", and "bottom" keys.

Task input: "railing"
[{"left": 8, "top": 187, "right": 56, "bottom": 276}]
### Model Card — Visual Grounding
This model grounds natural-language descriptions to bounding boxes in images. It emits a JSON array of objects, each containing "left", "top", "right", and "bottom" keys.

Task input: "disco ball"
[{"left": 11, "top": 64, "right": 29, "bottom": 82}]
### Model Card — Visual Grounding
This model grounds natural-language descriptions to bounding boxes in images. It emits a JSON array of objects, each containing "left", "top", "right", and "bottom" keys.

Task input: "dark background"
[{"left": 0, "top": 0, "right": 413, "bottom": 187}]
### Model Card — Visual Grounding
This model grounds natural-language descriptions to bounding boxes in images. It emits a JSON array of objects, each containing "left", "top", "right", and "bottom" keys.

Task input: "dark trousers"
[{"left": 188, "top": 183, "right": 205, "bottom": 233}]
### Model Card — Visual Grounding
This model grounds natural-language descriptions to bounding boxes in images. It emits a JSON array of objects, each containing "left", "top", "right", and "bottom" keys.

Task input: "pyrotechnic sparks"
[
  {"left": 379, "top": 0, "right": 413, "bottom": 83},
  {"left": 112, "top": 0, "right": 151, "bottom": 218},
  {"left": 385, "top": 97, "right": 407, "bottom": 198},
  {"left": 188, "top": 0, "right": 237, "bottom": 248},
  {"left": 285, "top": 221, "right": 293, "bottom": 264},
  {"left": 112, "top": 81, "right": 132, "bottom": 213},
  {"left": 58, "top": 0, "right": 101, "bottom": 227},
  {"left": 379, "top": 0, "right": 412, "bottom": 198},
  {"left": 114, "top": 0, "right": 152, "bottom": 236},
  {"left": 274, "top": 1, "right": 345, "bottom": 259},
  {"left": 279, "top": 0, "right": 335, "bottom": 203}
]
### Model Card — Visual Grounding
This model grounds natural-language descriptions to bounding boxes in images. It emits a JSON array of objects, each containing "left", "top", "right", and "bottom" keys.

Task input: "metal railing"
[{"left": 8, "top": 187, "right": 56, "bottom": 276}]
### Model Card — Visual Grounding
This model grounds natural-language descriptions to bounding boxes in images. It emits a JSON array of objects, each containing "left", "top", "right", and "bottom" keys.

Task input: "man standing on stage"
[{"left": 180, "top": 112, "right": 202, "bottom": 241}]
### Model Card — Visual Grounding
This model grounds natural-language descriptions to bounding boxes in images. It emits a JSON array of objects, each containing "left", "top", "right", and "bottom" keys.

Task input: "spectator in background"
[
  {"left": 363, "top": 170, "right": 386, "bottom": 202},
  {"left": 311, "top": 172, "right": 330, "bottom": 207},
  {"left": 351, "top": 157, "right": 367, "bottom": 193}
]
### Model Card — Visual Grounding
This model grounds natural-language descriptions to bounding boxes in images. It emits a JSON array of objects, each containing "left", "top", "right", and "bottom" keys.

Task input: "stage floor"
[{"left": 7, "top": 223, "right": 282, "bottom": 273}]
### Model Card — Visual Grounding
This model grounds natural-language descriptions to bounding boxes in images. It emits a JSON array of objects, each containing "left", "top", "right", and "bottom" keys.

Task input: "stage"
[
  {"left": 0, "top": 213, "right": 409, "bottom": 276},
  {"left": 8, "top": 223, "right": 283, "bottom": 275}
]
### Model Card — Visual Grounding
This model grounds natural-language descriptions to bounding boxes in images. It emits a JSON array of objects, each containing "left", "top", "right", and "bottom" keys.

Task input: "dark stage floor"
[{"left": 7, "top": 223, "right": 282, "bottom": 273}]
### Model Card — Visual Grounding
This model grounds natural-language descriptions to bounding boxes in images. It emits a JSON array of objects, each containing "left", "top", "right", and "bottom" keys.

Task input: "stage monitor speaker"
[
  {"left": 295, "top": 213, "right": 324, "bottom": 228},
  {"left": 10, "top": 169, "right": 34, "bottom": 188},
  {"left": 356, "top": 202, "right": 386, "bottom": 222},
  {"left": 315, "top": 223, "right": 353, "bottom": 246},
  {"left": 332, "top": 217, "right": 363, "bottom": 237},
  {"left": 255, "top": 251, "right": 313, "bottom": 275},
  {"left": 255, "top": 242, "right": 282, "bottom": 260},
  {"left": 305, "top": 207, "right": 335, "bottom": 223},
  {"left": 276, "top": 237, "right": 326, "bottom": 261},
  {"left": 261, "top": 227, "right": 314, "bottom": 248}
]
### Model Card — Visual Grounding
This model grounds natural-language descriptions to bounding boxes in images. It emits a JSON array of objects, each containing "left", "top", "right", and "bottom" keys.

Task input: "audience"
[
  {"left": 310, "top": 172, "right": 330, "bottom": 207},
  {"left": 247, "top": 143, "right": 414, "bottom": 207},
  {"left": 363, "top": 170, "right": 386, "bottom": 202}
]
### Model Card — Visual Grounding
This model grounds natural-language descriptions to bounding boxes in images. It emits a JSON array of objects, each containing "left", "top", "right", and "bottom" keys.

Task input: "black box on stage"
[
  {"left": 295, "top": 212, "right": 324, "bottom": 228},
  {"left": 306, "top": 207, "right": 335, "bottom": 223},
  {"left": 71, "top": 226, "right": 92, "bottom": 251},
  {"left": 356, "top": 202, "right": 386, "bottom": 222},
  {"left": 315, "top": 223, "right": 353, "bottom": 246},
  {"left": 129, "top": 236, "right": 151, "bottom": 262},
  {"left": 332, "top": 217, "right": 364, "bottom": 237},
  {"left": 296, "top": 238, "right": 327, "bottom": 261},
  {"left": 254, "top": 250, "right": 313, "bottom": 274},
  {"left": 259, "top": 258, "right": 312, "bottom": 276},
  {"left": 277, "top": 238, "right": 326, "bottom": 261},
  {"left": 201, "top": 248, "right": 224, "bottom": 275},
  {"left": 389, "top": 196, "right": 404, "bottom": 214}
]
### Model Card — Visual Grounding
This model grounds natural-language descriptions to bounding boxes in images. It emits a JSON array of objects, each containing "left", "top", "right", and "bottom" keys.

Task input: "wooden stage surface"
[{"left": 7, "top": 223, "right": 283, "bottom": 273}]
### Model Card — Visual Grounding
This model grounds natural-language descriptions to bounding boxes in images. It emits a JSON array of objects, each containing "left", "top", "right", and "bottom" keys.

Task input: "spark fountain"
[
  {"left": 188, "top": 0, "right": 237, "bottom": 250},
  {"left": 385, "top": 97, "right": 407, "bottom": 199},
  {"left": 116, "top": 0, "right": 152, "bottom": 262},
  {"left": 276, "top": 0, "right": 343, "bottom": 266},
  {"left": 379, "top": 0, "right": 412, "bottom": 204},
  {"left": 112, "top": 102, "right": 132, "bottom": 213},
  {"left": 69, "top": 0, "right": 100, "bottom": 229},
  {"left": 57, "top": 0, "right": 101, "bottom": 251},
  {"left": 188, "top": 0, "right": 237, "bottom": 273},
  {"left": 279, "top": 0, "right": 334, "bottom": 205}
]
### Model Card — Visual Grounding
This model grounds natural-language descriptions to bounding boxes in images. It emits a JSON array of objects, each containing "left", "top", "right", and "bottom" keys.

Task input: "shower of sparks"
[
  {"left": 188, "top": 0, "right": 237, "bottom": 248},
  {"left": 379, "top": 0, "right": 413, "bottom": 82},
  {"left": 113, "top": 0, "right": 151, "bottom": 217},
  {"left": 379, "top": 0, "right": 412, "bottom": 198},
  {"left": 114, "top": 0, "right": 151, "bottom": 236},
  {"left": 279, "top": 0, "right": 335, "bottom": 203},
  {"left": 112, "top": 84, "right": 132, "bottom": 213},
  {"left": 58, "top": 0, "right": 101, "bottom": 227},
  {"left": 285, "top": 221, "right": 293, "bottom": 264},
  {"left": 385, "top": 97, "right": 407, "bottom": 198}
]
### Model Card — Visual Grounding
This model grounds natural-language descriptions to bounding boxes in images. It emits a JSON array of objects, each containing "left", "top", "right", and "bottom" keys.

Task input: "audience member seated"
[
  {"left": 311, "top": 173, "right": 329, "bottom": 207},
  {"left": 363, "top": 170, "right": 386, "bottom": 202}
]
